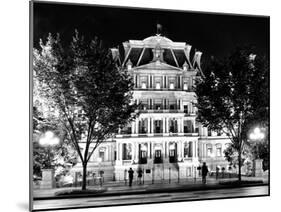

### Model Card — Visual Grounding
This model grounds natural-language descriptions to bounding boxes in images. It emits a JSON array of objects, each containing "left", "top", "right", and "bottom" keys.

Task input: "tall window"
[
  {"left": 184, "top": 120, "right": 193, "bottom": 133},
  {"left": 139, "top": 119, "right": 147, "bottom": 134},
  {"left": 184, "top": 142, "right": 192, "bottom": 158},
  {"left": 139, "top": 144, "right": 148, "bottom": 164},
  {"left": 140, "top": 76, "right": 148, "bottom": 89},
  {"left": 216, "top": 144, "right": 222, "bottom": 157},
  {"left": 169, "top": 100, "right": 177, "bottom": 110},
  {"left": 184, "top": 105, "right": 188, "bottom": 113},
  {"left": 99, "top": 147, "right": 106, "bottom": 161},
  {"left": 207, "top": 144, "right": 213, "bottom": 157},
  {"left": 169, "top": 143, "right": 177, "bottom": 163},
  {"left": 169, "top": 119, "right": 177, "bottom": 133},
  {"left": 121, "top": 124, "right": 132, "bottom": 134},
  {"left": 140, "top": 99, "right": 148, "bottom": 110},
  {"left": 122, "top": 143, "right": 132, "bottom": 160},
  {"left": 208, "top": 128, "right": 212, "bottom": 136},
  {"left": 154, "top": 120, "right": 162, "bottom": 133},
  {"left": 154, "top": 99, "right": 162, "bottom": 110}
]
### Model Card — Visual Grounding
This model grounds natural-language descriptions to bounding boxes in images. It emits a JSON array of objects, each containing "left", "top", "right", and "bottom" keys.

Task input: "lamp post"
[
  {"left": 248, "top": 127, "right": 265, "bottom": 177},
  {"left": 39, "top": 131, "right": 60, "bottom": 189},
  {"left": 39, "top": 131, "right": 60, "bottom": 168},
  {"left": 97, "top": 157, "right": 102, "bottom": 186}
]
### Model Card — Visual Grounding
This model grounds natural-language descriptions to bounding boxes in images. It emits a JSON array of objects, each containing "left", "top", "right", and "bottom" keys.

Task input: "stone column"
[
  {"left": 177, "top": 118, "right": 180, "bottom": 133},
  {"left": 120, "top": 143, "right": 123, "bottom": 161},
  {"left": 151, "top": 75, "right": 154, "bottom": 89},
  {"left": 178, "top": 141, "right": 182, "bottom": 158},
  {"left": 147, "top": 117, "right": 151, "bottom": 134},
  {"left": 135, "top": 118, "right": 139, "bottom": 134},
  {"left": 117, "top": 143, "right": 120, "bottom": 160},
  {"left": 151, "top": 118, "right": 154, "bottom": 134},
  {"left": 180, "top": 76, "right": 182, "bottom": 90},
  {"left": 193, "top": 141, "right": 196, "bottom": 159},
  {"left": 194, "top": 141, "right": 198, "bottom": 158},
  {"left": 132, "top": 121, "right": 136, "bottom": 134},
  {"left": 136, "top": 142, "right": 139, "bottom": 162},
  {"left": 147, "top": 142, "right": 151, "bottom": 159},
  {"left": 136, "top": 74, "right": 140, "bottom": 88},
  {"left": 132, "top": 142, "right": 135, "bottom": 161},
  {"left": 162, "top": 117, "right": 166, "bottom": 133},
  {"left": 192, "top": 120, "right": 196, "bottom": 133}
]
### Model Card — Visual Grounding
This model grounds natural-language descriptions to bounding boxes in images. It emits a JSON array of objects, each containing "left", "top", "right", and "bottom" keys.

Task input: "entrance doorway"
[{"left": 154, "top": 150, "right": 162, "bottom": 163}]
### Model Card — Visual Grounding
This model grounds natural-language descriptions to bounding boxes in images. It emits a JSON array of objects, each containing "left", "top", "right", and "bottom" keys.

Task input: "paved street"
[{"left": 33, "top": 185, "right": 268, "bottom": 211}]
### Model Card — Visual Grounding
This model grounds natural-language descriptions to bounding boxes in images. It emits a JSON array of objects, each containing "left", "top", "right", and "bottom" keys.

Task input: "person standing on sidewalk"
[
  {"left": 137, "top": 168, "right": 143, "bottom": 185},
  {"left": 201, "top": 162, "right": 209, "bottom": 184},
  {"left": 128, "top": 167, "right": 134, "bottom": 187}
]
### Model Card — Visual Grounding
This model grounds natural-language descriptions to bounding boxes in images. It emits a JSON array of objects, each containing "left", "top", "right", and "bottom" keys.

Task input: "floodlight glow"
[
  {"left": 249, "top": 127, "right": 265, "bottom": 141},
  {"left": 39, "top": 131, "right": 60, "bottom": 146}
]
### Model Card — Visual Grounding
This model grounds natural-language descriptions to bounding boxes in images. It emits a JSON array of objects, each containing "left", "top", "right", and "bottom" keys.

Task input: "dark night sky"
[{"left": 33, "top": 2, "right": 269, "bottom": 61}]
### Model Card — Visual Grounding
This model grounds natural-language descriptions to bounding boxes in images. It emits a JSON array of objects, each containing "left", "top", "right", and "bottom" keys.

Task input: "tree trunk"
[
  {"left": 238, "top": 149, "right": 242, "bottom": 182},
  {"left": 82, "top": 162, "right": 87, "bottom": 190}
]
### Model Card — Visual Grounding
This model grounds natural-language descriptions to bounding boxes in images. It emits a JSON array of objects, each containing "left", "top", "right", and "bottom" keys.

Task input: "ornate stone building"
[{"left": 72, "top": 34, "right": 230, "bottom": 182}]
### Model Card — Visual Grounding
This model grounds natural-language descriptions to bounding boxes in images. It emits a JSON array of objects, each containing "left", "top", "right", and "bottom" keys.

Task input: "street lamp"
[
  {"left": 38, "top": 131, "right": 59, "bottom": 189},
  {"left": 248, "top": 127, "right": 266, "bottom": 177},
  {"left": 39, "top": 131, "right": 60, "bottom": 168},
  {"left": 249, "top": 127, "right": 265, "bottom": 141}
]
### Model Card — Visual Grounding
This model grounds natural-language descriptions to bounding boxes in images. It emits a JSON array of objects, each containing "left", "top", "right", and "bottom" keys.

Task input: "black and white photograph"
[{"left": 30, "top": 0, "right": 269, "bottom": 211}]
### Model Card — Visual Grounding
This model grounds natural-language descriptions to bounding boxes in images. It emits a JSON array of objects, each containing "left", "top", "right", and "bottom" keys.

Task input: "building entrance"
[{"left": 154, "top": 150, "right": 162, "bottom": 163}]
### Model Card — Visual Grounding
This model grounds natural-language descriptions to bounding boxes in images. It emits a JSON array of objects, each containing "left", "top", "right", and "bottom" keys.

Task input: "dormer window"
[
  {"left": 141, "top": 82, "right": 147, "bottom": 89},
  {"left": 126, "top": 59, "right": 132, "bottom": 70},
  {"left": 169, "top": 82, "right": 174, "bottom": 89},
  {"left": 156, "top": 82, "right": 161, "bottom": 89},
  {"left": 183, "top": 83, "right": 188, "bottom": 90},
  {"left": 183, "top": 61, "right": 188, "bottom": 71}
]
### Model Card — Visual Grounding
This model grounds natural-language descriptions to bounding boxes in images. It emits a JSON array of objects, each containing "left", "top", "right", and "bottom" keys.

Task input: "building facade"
[{"left": 72, "top": 34, "right": 230, "bottom": 182}]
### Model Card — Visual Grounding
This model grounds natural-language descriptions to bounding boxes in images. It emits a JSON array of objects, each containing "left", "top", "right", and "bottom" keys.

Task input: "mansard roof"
[{"left": 111, "top": 34, "right": 203, "bottom": 74}]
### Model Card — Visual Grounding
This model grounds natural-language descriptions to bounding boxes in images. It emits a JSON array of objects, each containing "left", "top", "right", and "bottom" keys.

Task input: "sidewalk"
[{"left": 33, "top": 176, "right": 268, "bottom": 200}]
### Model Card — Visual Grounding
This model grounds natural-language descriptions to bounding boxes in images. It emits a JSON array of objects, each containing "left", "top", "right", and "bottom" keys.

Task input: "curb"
[{"left": 33, "top": 183, "right": 268, "bottom": 200}]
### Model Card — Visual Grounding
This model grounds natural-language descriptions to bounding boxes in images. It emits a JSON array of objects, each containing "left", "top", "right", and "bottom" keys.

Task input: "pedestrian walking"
[
  {"left": 128, "top": 167, "right": 134, "bottom": 187},
  {"left": 201, "top": 162, "right": 209, "bottom": 184},
  {"left": 137, "top": 168, "right": 143, "bottom": 185}
]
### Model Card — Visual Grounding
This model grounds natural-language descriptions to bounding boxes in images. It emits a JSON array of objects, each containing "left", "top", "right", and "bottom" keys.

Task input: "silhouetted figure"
[
  {"left": 216, "top": 166, "right": 220, "bottom": 180},
  {"left": 137, "top": 168, "right": 143, "bottom": 185},
  {"left": 201, "top": 162, "right": 209, "bottom": 184},
  {"left": 128, "top": 167, "right": 134, "bottom": 187}
]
